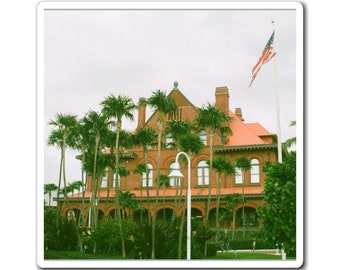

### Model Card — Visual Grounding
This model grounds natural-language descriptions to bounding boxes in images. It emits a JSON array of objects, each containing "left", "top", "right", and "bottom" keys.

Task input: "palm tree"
[
  {"left": 211, "top": 156, "right": 235, "bottom": 240},
  {"left": 119, "top": 190, "right": 139, "bottom": 220},
  {"left": 47, "top": 113, "right": 78, "bottom": 228},
  {"left": 195, "top": 103, "right": 233, "bottom": 227},
  {"left": 235, "top": 156, "right": 251, "bottom": 239},
  {"left": 283, "top": 120, "right": 296, "bottom": 156},
  {"left": 224, "top": 193, "right": 243, "bottom": 239},
  {"left": 132, "top": 127, "right": 156, "bottom": 224},
  {"left": 100, "top": 94, "right": 137, "bottom": 258},
  {"left": 44, "top": 183, "right": 58, "bottom": 206},
  {"left": 157, "top": 174, "right": 170, "bottom": 221},
  {"left": 147, "top": 89, "right": 177, "bottom": 259},
  {"left": 82, "top": 110, "right": 110, "bottom": 230}
]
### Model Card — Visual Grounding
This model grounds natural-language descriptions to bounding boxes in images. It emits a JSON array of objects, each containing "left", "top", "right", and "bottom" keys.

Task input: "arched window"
[
  {"left": 250, "top": 158, "right": 260, "bottom": 183},
  {"left": 235, "top": 166, "right": 243, "bottom": 184},
  {"left": 169, "top": 162, "right": 180, "bottom": 187},
  {"left": 197, "top": 160, "right": 209, "bottom": 186},
  {"left": 142, "top": 163, "right": 153, "bottom": 188},
  {"left": 199, "top": 130, "right": 207, "bottom": 145}
]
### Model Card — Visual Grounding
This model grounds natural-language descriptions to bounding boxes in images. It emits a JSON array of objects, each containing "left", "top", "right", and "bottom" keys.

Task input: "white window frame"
[
  {"left": 142, "top": 163, "right": 153, "bottom": 188},
  {"left": 199, "top": 130, "right": 207, "bottom": 145},
  {"left": 250, "top": 158, "right": 260, "bottom": 184},
  {"left": 235, "top": 167, "right": 243, "bottom": 184},
  {"left": 197, "top": 160, "right": 209, "bottom": 186}
]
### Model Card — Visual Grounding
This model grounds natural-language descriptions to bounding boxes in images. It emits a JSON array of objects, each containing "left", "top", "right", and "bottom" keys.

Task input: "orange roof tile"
[{"left": 225, "top": 110, "right": 274, "bottom": 146}]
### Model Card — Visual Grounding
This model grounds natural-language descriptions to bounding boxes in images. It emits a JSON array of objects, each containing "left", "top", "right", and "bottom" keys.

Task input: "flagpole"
[{"left": 272, "top": 20, "right": 283, "bottom": 163}]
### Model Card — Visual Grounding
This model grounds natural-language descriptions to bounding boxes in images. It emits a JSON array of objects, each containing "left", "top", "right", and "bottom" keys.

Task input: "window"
[
  {"left": 250, "top": 158, "right": 260, "bottom": 183},
  {"left": 235, "top": 167, "right": 243, "bottom": 184},
  {"left": 165, "top": 133, "right": 173, "bottom": 149},
  {"left": 142, "top": 163, "right": 153, "bottom": 188},
  {"left": 169, "top": 162, "right": 181, "bottom": 187},
  {"left": 199, "top": 130, "right": 207, "bottom": 145},
  {"left": 112, "top": 173, "right": 121, "bottom": 188},
  {"left": 101, "top": 169, "right": 108, "bottom": 188},
  {"left": 197, "top": 160, "right": 209, "bottom": 186}
]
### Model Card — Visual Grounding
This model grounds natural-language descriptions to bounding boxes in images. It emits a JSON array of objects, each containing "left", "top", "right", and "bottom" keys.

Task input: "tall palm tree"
[
  {"left": 47, "top": 113, "right": 78, "bottom": 226},
  {"left": 211, "top": 156, "right": 235, "bottom": 240},
  {"left": 82, "top": 110, "right": 110, "bottom": 230},
  {"left": 147, "top": 89, "right": 177, "bottom": 259},
  {"left": 44, "top": 183, "right": 58, "bottom": 206},
  {"left": 157, "top": 174, "right": 170, "bottom": 221},
  {"left": 195, "top": 103, "right": 233, "bottom": 227},
  {"left": 235, "top": 156, "right": 251, "bottom": 239},
  {"left": 133, "top": 127, "right": 156, "bottom": 225},
  {"left": 100, "top": 94, "right": 137, "bottom": 258}
]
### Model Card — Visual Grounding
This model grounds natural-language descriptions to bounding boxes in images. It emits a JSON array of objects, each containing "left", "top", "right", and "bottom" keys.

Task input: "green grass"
[
  {"left": 45, "top": 250, "right": 125, "bottom": 259},
  {"left": 45, "top": 250, "right": 293, "bottom": 260},
  {"left": 213, "top": 252, "right": 284, "bottom": 260}
]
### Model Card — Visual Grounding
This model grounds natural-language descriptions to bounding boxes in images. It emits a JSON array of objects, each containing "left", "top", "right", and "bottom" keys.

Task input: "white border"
[{"left": 36, "top": 1, "right": 304, "bottom": 269}]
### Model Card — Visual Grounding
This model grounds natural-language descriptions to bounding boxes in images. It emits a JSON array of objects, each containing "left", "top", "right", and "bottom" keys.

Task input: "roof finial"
[{"left": 173, "top": 81, "right": 179, "bottom": 90}]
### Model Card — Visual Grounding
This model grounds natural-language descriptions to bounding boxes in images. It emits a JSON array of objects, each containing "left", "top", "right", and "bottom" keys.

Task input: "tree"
[
  {"left": 100, "top": 94, "right": 137, "bottom": 258},
  {"left": 195, "top": 103, "right": 233, "bottom": 229},
  {"left": 211, "top": 156, "right": 235, "bottom": 240},
  {"left": 235, "top": 156, "right": 251, "bottom": 239},
  {"left": 119, "top": 190, "right": 139, "bottom": 220},
  {"left": 44, "top": 183, "right": 58, "bottom": 206},
  {"left": 147, "top": 89, "right": 177, "bottom": 259},
  {"left": 47, "top": 113, "right": 78, "bottom": 237},
  {"left": 132, "top": 127, "right": 156, "bottom": 225},
  {"left": 82, "top": 110, "right": 110, "bottom": 230},
  {"left": 257, "top": 152, "right": 296, "bottom": 256},
  {"left": 283, "top": 121, "right": 296, "bottom": 156},
  {"left": 157, "top": 174, "right": 170, "bottom": 221},
  {"left": 223, "top": 193, "right": 243, "bottom": 239}
]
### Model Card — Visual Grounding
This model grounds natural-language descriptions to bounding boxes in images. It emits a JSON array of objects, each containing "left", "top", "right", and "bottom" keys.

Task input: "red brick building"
[{"left": 62, "top": 82, "right": 278, "bottom": 230}]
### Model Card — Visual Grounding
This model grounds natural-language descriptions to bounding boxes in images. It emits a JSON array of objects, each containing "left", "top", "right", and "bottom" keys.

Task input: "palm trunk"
[
  {"left": 242, "top": 171, "right": 245, "bottom": 239},
  {"left": 204, "top": 132, "right": 213, "bottom": 257},
  {"left": 144, "top": 150, "right": 151, "bottom": 225},
  {"left": 151, "top": 119, "right": 163, "bottom": 259},
  {"left": 178, "top": 190, "right": 187, "bottom": 259},
  {"left": 205, "top": 132, "right": 213, "bottom": 225},
  {"left": 115, "top": 121, "right": 126, "bottom": 258},
  {"left": 215, "top": 173, "right": 221, "bottom": 240}
]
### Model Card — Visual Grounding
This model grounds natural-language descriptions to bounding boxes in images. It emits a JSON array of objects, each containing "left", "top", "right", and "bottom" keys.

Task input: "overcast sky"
[{"left": 42, "top": 3, "right": 300, "bottom": 185}]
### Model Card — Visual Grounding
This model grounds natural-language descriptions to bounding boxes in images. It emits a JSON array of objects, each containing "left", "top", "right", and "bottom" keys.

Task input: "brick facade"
[{"left": 61, "top": 82, "right": 278, "bottom": 229}]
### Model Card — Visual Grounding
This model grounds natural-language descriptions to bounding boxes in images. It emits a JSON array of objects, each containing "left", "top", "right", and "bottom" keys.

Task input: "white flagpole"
[{"left": 272, "top": 21, "right": 283, "bottom": 163}]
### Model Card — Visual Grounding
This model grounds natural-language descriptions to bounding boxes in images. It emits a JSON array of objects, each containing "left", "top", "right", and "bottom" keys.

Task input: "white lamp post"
[{"left": 168, "top": 151, "right": 191, "bottom": 260}]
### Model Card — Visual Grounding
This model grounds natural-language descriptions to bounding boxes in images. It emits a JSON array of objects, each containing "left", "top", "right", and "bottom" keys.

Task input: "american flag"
[{"left": 248, "top": 31, "right": 277, "bottom": 88}]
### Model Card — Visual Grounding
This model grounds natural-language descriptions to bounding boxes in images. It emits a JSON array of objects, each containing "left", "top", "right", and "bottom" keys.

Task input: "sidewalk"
[{"left": 217, "top": 249, "right": 281, "bottom": 255}]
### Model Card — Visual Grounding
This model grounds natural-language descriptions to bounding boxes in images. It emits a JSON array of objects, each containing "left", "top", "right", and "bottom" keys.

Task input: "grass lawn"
[
  {"left": 213, "top": 251, "right": 286, "bottom": 260},
  {"left": 45, "top": 250, "right": 293, "bottom": 260}
]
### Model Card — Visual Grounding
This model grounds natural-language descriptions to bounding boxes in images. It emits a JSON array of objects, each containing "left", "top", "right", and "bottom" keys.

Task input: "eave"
[{"left": 213, "top": 143, "right": 277, "bottom": 153}]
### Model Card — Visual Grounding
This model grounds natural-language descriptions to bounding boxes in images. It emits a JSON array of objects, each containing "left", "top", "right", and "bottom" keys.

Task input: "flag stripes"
[{"left": 248, "top": 31, "right": 277, "bottom": 88}]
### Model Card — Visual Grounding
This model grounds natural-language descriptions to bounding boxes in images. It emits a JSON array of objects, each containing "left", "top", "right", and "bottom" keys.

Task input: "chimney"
[
  {"left": 137, "top": 97, "right": 146, "bottom": 128},
  {"left": 215, "top": 86, "right": 229, "bottom": 114},
  {"left": 235, "top": 108, "right": 244, "bottom": 121}
]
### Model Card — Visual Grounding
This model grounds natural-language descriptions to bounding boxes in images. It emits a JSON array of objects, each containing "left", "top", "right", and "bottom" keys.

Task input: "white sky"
[{"left": 43, "top": 4, "right": 299, "bottom": 186}]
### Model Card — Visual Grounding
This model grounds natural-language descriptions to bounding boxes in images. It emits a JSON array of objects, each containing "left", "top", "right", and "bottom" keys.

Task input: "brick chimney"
[
  {"left": 137, "top": 97, "right": 146, "bottom": 128},
  {"left": 215, "top": 86, "right": 229, "bottom": 114},
  {"left": 235, "top": 107, "right": 244, "bottom": 121}
]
